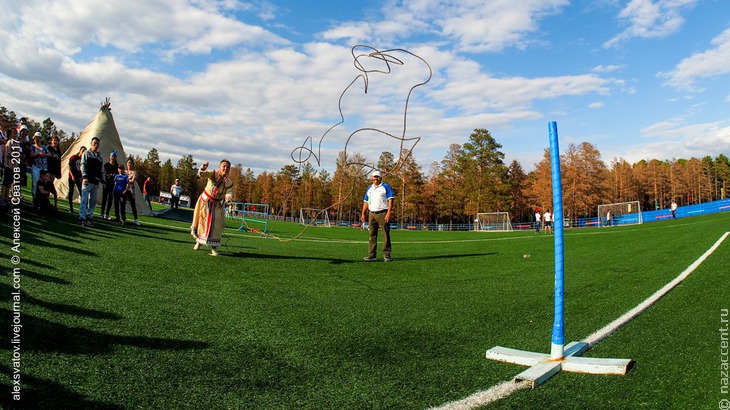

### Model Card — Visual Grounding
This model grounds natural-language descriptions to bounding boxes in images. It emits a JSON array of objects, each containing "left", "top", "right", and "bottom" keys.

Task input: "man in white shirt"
[
  {"left": 170, "top": 179, "right": 182, "bottom": 209},
  {"left": 361, "top": 170, "right": 394, "bottom": 261},
  {"left": 543, "top": 209, "right": 552, "bottom": 234},
  {"left": 534, "top": 209, "right": 541, "bottom": 234}
]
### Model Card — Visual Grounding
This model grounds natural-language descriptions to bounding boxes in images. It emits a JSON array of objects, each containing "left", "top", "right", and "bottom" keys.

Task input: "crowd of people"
[
  {"left": 534, "top": 208, "right": 555, "bottom": 234},
  {"left": 0, "top": 120, "right": 145, "bottom": 226},
  {"left": 1, "top": 120, "right": 63, "bottom": 214},
  {"left": 1, "top": 119, "right": 238, "bottom": 257}
]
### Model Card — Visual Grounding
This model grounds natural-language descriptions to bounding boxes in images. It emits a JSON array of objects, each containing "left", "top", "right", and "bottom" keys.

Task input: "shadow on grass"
[
  {"left": 24, "top": 269, "right": 71, "bottom": 285},
  {"left": 0, "top": 364, "right": 125, "bottom": 410},
  {"left": 225, "top": 251, "right": 356, "bottom": 265},
  {"left": 0, "top": 307, "right": 209, "bottom": 355},
  {"left": 222, "top": 251, "right": 497, "bottom": 265},
  {"left": 1, "top": 284, "right": 121, "bottom": 320}
]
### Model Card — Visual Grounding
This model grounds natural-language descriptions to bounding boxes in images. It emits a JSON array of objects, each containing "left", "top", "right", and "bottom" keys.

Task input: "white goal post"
[
  {"left": 597, "top": 201, "right": 642, "bottom": 227},
  {"left": 475, "top": 212, "right": 513, "bottom": 232},
  {"left": 299, "top": 208, "right": 331, "bottom": 227}
]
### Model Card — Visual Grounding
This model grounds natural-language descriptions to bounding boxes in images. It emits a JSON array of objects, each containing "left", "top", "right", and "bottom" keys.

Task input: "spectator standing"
[
  {"left": 29, "top": 132, "right": 48, "bottom": 200},
  {"left": 67, "top": 146, "right": 86, "bottom": 213},
  {"left": 123, "top": 158, "right": 140, "bottom": 225},
  {"left": 17, "top": 125, "right": 30, "bottom": 190},
  {"left": 543, "top": 209, "right": 552, "bottom": 234},
  {"left": 100, "top": 151, "right": 119, "bottom": 219},
  {"left": 670, "top": 201, "right": 678, "bottom": 219},
  {"left": 78, "top": 137, "right": 104, "bottom": 227},
  {"left": 1, "top": 133, "right": 19, "bottom": 206},
  {"left": 0, "top": 124, "right": 6, "bottom": 178},
  {"left": 112, "top": 164, "right": 128, "bottom": 223},
  {"left": 170, "top": 179, "right": 182, "bottom": 208},
  {"left": 46, "top": 135, "right": 63, "bottom": 180},
  {"left": 143, "top": 177, "right": 153, "bottom": 213},
  {"left": 534, "top": 209, "right": 541, "bottom": 234}
]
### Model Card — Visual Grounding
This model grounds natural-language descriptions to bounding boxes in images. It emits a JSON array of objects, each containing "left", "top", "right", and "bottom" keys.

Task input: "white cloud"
[
  {"left": 322, "top": 0, "right": 569, "bottom": 52},
  {"left": 589, "top": 102, "right": 604, "bottom": 109},
  {"left": 628, "top": 118, "right": 730, "bottom": 161},
  {"left": 659, "top": 28, "right": 730, "bottom": 91},
  {"left": 592, "top": 64, "right": 625, "bottom": 73},
  {"left": 17, "top": 0, "right": 288, "bottom": 56},
  {"left": 604, "top": 0, "right": 697, "bottom": 48}
]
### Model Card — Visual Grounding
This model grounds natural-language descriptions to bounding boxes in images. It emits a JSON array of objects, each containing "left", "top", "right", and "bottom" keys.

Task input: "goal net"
[
  {"left": 237, "top": 202, "right": 270, "bottom": 233},
  {"left": 476, "top": 212, "right": 513, "bottom": 232},
  {"left": 299, "top": 208, "right": 331, "bottom": 227},
  {"left": 597, "top": 201, "right": 642, "bottom": 227}
]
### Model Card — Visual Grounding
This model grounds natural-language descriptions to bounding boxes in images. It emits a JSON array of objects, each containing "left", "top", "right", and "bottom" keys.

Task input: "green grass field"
[{"left": 1, "top": 198, "right": 728, "bottom": 409}]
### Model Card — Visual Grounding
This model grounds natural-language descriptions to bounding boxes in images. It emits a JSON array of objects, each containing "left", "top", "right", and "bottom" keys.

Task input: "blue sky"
[{"left": 1, "top": 0, "right": 728, "bottom": 174}]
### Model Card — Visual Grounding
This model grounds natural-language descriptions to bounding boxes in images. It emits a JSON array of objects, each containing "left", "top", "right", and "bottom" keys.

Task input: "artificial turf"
[{"left": 1, "top": 199, "right": 728, "bottom": 409}]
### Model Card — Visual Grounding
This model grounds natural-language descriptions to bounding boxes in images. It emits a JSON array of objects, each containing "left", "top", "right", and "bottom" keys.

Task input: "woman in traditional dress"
[{"left": 191, "top": 159, "right": 233, "bottom": 256}]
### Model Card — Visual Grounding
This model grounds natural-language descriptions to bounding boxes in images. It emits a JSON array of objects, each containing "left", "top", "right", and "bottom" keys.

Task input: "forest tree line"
[{"left": 3, "top": 107, "right": 728, "bottom": 224}]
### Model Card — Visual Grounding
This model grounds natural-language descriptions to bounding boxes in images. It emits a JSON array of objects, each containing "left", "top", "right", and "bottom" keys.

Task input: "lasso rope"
[{"left": 229, "top": 45, "right": 433, "bottom": 246}]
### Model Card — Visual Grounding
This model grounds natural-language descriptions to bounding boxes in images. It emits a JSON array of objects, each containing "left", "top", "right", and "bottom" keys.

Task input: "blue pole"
[{"left": 549, "top": 121, "right": 565, "bottom": 359}]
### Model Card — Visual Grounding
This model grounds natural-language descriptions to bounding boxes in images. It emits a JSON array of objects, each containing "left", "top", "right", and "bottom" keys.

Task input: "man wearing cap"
[
  {"left": 361, "top": 170, "right": 394, "bottom": 262},
  {"left": 100, "top": 150, "right": 119, "bottom": 220},
  {"left": 170, "top": 178, "right": 182, "bottom": 209}
]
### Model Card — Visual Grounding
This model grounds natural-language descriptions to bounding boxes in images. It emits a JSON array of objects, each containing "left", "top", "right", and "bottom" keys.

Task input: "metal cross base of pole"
[{"left": 485, "top": 342, "right": 632, "bottom": 389}]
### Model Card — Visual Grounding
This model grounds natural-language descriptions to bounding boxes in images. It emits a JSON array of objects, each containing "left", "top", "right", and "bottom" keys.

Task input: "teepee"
[{"left": 55, "top": 99, "right": 151, "bottom": 216}]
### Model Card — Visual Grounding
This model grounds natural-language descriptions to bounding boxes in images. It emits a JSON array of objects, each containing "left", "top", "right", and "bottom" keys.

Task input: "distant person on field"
[
  {"left": 67, "top": 146, "right": 86, "bottom": 213},
  {"left": 224, "top": 193, "right": 233, "bottom": 218},
  {"left": 143, "top": 176, "right": 153, "bottom": 213},
  {"left": 605, "top": 209, "right": 611, "bottom": 227},
  {"left": 170, "top": 178, "right": 182, "bottom": 208},
  {"left": 100, "top": 151, "right": 119, "bottom": 220},
  {"left": 543, "top": 209, "right": 552, "bottom": 234},
  {"left": 78, "top": 137, "right": 104, "bottom": 227},
  {"left": 123, "top": 158, "right": 140, "bottom": 225},
  {"left": 534, "top": 209, "right": 541, "bottom": 234},
  {"left": 34, "top": 170, "right": 58, "bottom": 215},
  {"left": 670, "top": 201, "right": 678, "bottom": 219},
  {"left": 361, "top": 170, "right": 394, "bottom": 262},
  {"left": 191, "top": 160, "right": 234, "bottom": 256}
]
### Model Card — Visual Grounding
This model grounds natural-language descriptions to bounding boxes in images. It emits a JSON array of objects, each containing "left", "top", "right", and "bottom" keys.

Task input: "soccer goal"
[
  {"left": 476, "top": 212, "right": 513, "bottom": 232},
  {"left": 597, "top": 201, "right": 642, "bottom": 227},
  {"left": 237, "top": 202, "right": 270, "bottom": 233},
  {"left": 299, "top": 208, "right": 331, "bottom": 227}
]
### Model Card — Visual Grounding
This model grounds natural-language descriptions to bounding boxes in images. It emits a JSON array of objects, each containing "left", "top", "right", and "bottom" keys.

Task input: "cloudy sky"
[{"left": 1, "top": 0, "right": 729, "bottom": 174}]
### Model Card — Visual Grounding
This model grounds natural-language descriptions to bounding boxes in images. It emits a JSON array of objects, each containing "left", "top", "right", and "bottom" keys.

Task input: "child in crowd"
[
  {"left": 34, "top": 170, "right": 58, "bottom": 215},
  {"left": 112, "top": 164, "right": 128, "bottom": 224}
]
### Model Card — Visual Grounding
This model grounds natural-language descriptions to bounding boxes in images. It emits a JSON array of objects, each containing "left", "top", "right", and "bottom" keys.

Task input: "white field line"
[
  {"left": 429, "top": 231, "right": 729, "bottom": 410},
  {"left": 582, "top": 231, "right": 729, "bottom": 346},
  {"left": 138, "top": 212, "right": 725, "bottom": 245},
  {"left": 428, "top": 381, "right": 531, "bottom": 410}
]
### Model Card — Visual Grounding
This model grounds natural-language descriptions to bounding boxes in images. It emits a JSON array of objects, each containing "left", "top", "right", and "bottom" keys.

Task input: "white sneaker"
[
  {"left": 134, "top": 219, "right": 140, "bottom": 226},
  {"left": 193, "top": 242, "right": 200, "bottom": 250},
  {"left": 210, "top": 248, "right": 218, "bottom": 256}
]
